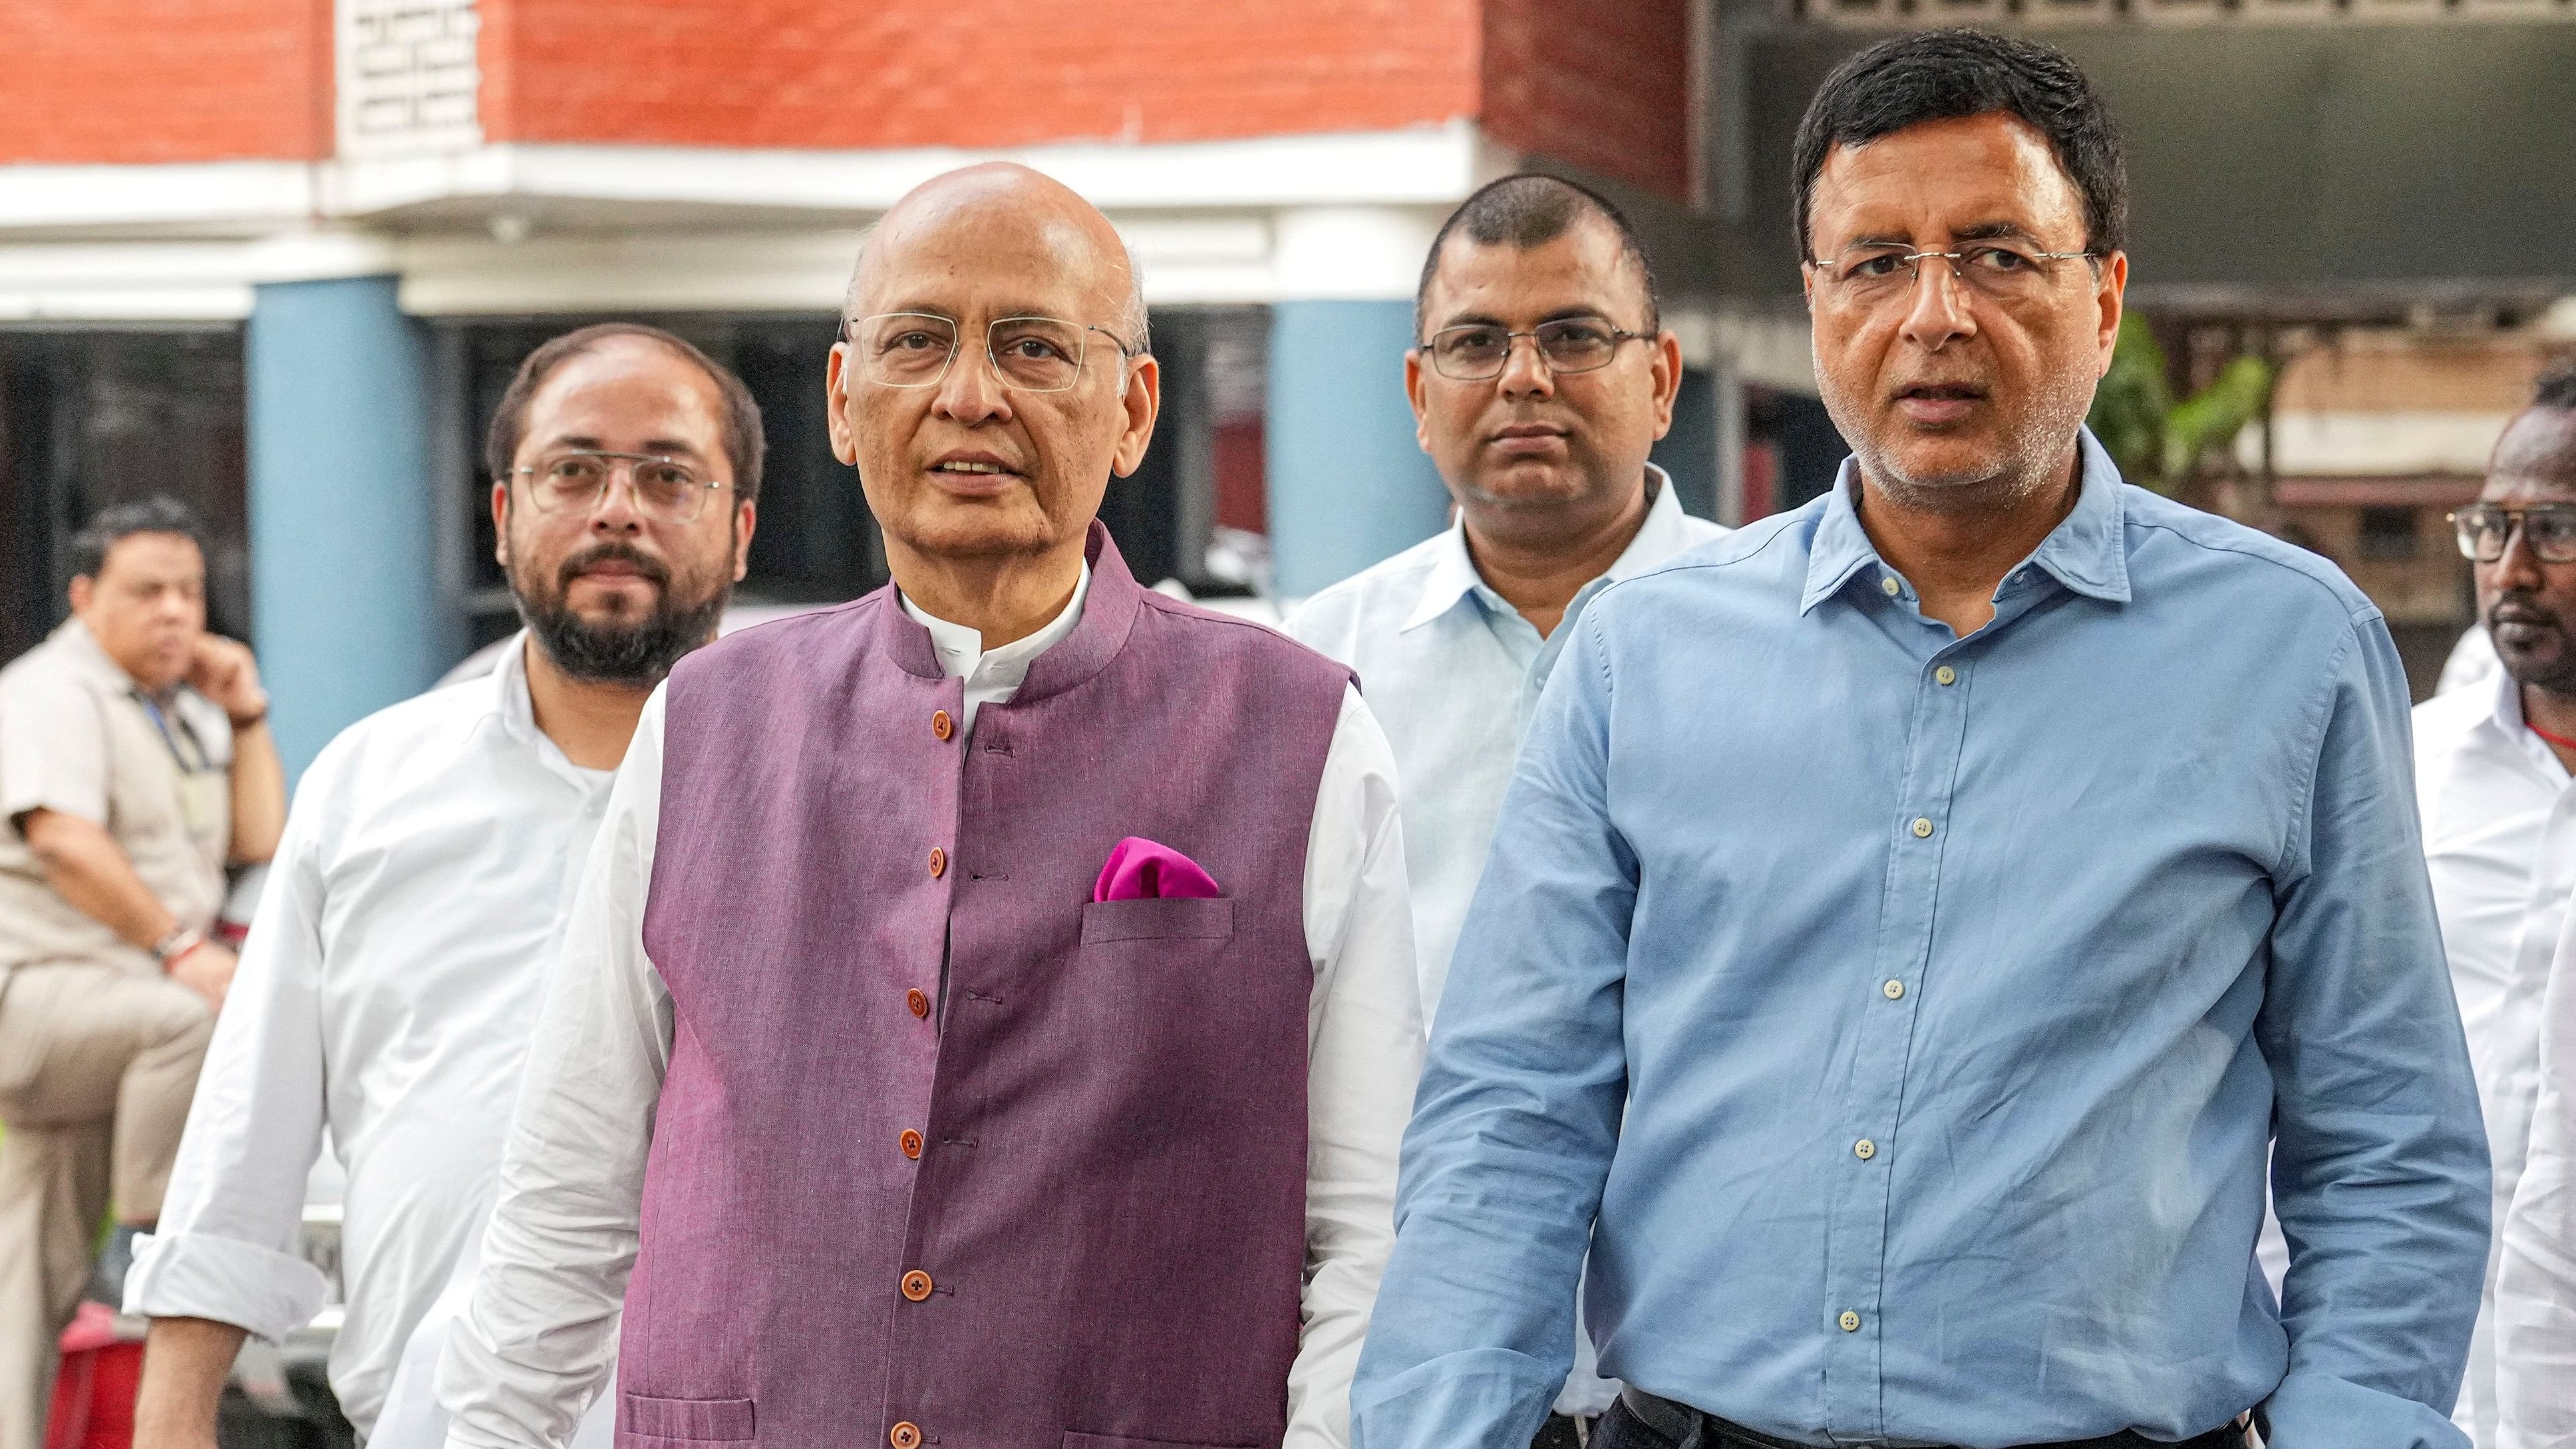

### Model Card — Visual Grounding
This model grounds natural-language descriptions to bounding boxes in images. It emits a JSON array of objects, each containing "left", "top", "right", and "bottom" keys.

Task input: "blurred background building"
[{"left": 4, "top": 0, "right": 2574, "bottom": 782}]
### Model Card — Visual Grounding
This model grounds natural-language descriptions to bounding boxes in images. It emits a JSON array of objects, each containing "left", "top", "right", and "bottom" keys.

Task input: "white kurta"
[
  {"left": 124, "top": 637, "right": 615, "bottom": 1441},
  {"left": 2497, "top": 902, "right": 2576, "bottom": 1446},
  {"left": 440, "top": 583, "right": 1427, "bottom": 1449},
  {"left": 2414, "top": 669, "right": 2576, "bottom": 1447}
]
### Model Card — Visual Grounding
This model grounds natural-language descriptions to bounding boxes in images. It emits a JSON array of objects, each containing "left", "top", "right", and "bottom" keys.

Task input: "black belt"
[{"left": 1618, "top": 1388, "right": 2252, "bottom": 1449}]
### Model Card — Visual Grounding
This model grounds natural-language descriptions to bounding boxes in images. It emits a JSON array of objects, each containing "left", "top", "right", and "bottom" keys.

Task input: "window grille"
[{"left": 340, "top": 0, "right": 481, "bottom": 158}]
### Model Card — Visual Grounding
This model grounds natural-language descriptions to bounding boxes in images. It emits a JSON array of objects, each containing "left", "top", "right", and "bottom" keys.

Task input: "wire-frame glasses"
[
  {"left": 1420, "top": 317, "right": 1650, "bottom": 382},
  {"left": 846, "top": 312, "right": 1140, "bottom": 394},
  {"left": 2452, "top": 504, "right": 2576, "bottom": 564},
  {"left": 1806, "top": 242, "right": 2101, "bottom": 308},
  {"left": 514, "top": 450, "right": 729, "bottom": 526}
]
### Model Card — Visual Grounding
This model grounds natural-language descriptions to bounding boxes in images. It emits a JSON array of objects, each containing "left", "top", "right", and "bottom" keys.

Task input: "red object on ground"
[{"left": 45, "top": 1303, "right": 141, "bottom": 1449}]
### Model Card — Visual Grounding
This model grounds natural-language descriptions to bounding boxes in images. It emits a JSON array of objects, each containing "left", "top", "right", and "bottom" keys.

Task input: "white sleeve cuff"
[{"left": 124, "top": 1229, "right": 333, "bottom": 1343}]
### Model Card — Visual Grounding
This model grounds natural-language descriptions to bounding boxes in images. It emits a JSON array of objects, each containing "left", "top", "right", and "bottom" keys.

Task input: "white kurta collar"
[{"left": 900, "top": 563, "right": 1092, "bottom": 734}]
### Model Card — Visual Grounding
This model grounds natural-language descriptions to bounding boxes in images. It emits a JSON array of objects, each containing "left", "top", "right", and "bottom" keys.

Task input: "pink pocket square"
[{"left": 1092, "top": 836, "right": 1222, "bottom": 902}]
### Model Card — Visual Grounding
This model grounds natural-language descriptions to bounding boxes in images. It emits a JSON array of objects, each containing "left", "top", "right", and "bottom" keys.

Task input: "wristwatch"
[{"left": 152, "top": 926, "right": 206, "bottom": 971}]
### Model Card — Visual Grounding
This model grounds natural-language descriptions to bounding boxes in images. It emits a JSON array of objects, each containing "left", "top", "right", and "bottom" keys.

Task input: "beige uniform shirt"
[{"left": 0, "top": 619, "right": 231, "bottom": 979}]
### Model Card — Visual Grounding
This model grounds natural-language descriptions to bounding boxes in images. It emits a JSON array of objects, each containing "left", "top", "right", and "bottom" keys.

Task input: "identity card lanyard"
[{"left": 136, "top": 690, "right": 226, "bottom": 839}]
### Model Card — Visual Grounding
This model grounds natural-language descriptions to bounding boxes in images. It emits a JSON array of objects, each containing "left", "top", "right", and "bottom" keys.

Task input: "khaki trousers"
[{"left": 0, "top": 961, "right": 211, "bottom": 1449}]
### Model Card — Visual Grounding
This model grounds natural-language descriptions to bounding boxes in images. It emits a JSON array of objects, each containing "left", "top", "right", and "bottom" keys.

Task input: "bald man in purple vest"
[{"left": 435, "top": 165, "right": 1425, "bottom": 1449}]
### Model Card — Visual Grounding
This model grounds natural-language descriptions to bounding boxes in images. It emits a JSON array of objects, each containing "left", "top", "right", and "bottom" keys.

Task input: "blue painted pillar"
[
  {"left": 1265, "top": 300, "right": 1452, "bottom": 600},
  {"left": 245, "top": 275, "right": 442, "bottom": 783}
]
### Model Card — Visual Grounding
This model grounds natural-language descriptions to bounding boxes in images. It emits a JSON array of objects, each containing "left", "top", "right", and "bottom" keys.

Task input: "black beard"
[{"left": 514, "top": 540, "right": 727, "bottom": 686}]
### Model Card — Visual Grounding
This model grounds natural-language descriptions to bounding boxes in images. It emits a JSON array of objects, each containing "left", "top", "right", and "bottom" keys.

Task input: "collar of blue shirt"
[
  {"left": 1402, "top": 464, "right": 1702, "bottom": 634},
  {"left": 1799, "top": 427, "right": 2136, "bottom": 616}
]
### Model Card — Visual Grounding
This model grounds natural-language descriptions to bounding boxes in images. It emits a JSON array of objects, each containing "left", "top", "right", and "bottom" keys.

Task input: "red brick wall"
[
  {"left": 0, "top": 0, "right": 331, "bottom": 163},
  {"left": 1481, "top": 0, "right": 1691, "bottom": 201},
  {"left": 478, "top": 0, "right": 1483, "bottom": 148},
  {"left": 0, "top": 1, "right": 1696, "bottom": 188}
]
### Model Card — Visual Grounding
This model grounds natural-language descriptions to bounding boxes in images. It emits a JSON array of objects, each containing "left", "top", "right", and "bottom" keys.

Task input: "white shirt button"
[
  {"left": 1911, "top": 816, "right": 1935, "bottom": 838},
  {"left": 1935, "top": 665, "right": 1957, "bottom": 686},
  {"left": 1883, "top": 979, "right": 1905, "bottom": 1000},
  {"left": 1880, "top": 575, "right": 1901, "bottom": 597},
  {"left": 1839, "top": 1310, "right": 1862, "bottom": 1332},
  {"left": 1854, "top": 1138, "right": 1877, "bottom": 1160}
]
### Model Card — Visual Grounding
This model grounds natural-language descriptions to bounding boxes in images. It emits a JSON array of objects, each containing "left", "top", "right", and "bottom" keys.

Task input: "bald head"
[
  {"left": 824, "top": 161, "right": 1164, "bottom": 601},
  {"left": 845, "top": 163, "right": 1148, "bottom": 351}
]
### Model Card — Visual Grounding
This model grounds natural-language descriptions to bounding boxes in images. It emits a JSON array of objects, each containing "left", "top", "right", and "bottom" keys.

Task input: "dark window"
[
  {"left": 1745, "top": 385, "right": 1849, "bottom": 519},
  {"left": 0, "top": 328, "right": 250, "bottom": 664},
  {"left": 2360, "top": 506, "right": 2420, "bottom": 562}
]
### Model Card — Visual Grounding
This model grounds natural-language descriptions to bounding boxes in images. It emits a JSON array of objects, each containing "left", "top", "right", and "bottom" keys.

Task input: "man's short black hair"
[
  {"left": 2536, "top": 359, "right": 2576, "bottom": 411},
  {"left": 485, "top": 322, "right": 766, "bottom": 506},
  {"left": 1790, "top": 29, "right": 2128, "bottom": 261},
  {"left": 69, "top": 496, "right": 206, "bottom": 581},
  {"left": 1415, "top": 173, "right": 1662, "bottom": 339}
]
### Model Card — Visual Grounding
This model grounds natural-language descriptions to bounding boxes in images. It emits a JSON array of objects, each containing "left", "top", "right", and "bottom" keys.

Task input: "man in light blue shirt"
[
  {"left": 1290, "top": 174, "right": 1726, "bottom": 1445},
  {"left": 1353, "top": 30, "right": 2487, "bottom": 1449}
]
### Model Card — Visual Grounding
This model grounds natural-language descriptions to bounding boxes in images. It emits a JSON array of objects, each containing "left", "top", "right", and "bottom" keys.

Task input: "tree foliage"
[{"left": 2087, "top": 315, "right": 2275, "bottom": 494}]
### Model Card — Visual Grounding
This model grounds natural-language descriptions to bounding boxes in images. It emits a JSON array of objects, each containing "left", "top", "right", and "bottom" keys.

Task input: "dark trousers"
[
  {"left": 1599, "top": 1388, "right": 2254, "bottom": 1449},
  {"left": 1533, "top": 1414, "right": 1597, "bottom": 1449}
]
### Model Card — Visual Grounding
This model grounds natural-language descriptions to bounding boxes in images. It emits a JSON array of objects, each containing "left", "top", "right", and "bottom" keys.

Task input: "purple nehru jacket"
[{"left": 628, "top": 524, "right": 1354, "bottom": 1449}]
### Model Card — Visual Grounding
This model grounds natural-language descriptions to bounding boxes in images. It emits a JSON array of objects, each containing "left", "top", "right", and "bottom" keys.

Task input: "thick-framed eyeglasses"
[
  {"left": 845, "top": 312, "right": 1141, "bottom": 394},
  {"left": 2451, "top": 504, "right": 2576, "bottom": 564},
  {"left": 513, "top": 450, "right": 730, "bottom": 526},
  {"left": 1420, "top": 317, "right": 1649, "bottom": 382},
  {"left": 1806, "top": 242, "right": 2101, "bottom": 307}
]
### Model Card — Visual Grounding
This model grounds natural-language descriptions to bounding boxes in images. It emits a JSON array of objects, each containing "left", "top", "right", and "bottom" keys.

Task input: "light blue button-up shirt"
[
  {"left": 1353, "top": 433, "right": 2489, "bottom": 1449},
  {"left": 1290, "top": 467, "right": 1726, "bottom": 1418}
]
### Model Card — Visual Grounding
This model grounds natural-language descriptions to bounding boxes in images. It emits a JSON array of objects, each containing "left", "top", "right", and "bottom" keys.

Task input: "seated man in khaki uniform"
[{"left": 0, "top": 497, "right": 283, "bottom": 1449}]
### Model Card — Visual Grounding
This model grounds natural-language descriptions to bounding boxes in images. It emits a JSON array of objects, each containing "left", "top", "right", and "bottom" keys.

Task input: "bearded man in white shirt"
[
  {"left": 2414, "top": 359, "right": 2576, "bottom": 1447},
  {"left": 124, "top": 323, "right": 760, "bottom": 1449},
  {"left": 1285, "top": 174, "right": 1724, "bottom": 1448},
  {"left": 436, "top": 164, "right": 1421, "bottom": 1449}
]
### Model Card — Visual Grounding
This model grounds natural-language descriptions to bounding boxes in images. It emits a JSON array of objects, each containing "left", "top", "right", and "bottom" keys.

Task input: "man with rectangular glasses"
[
  {"left": 1287, "top": 172, "right": 1725, "bottom": 1449},
  {"left": 2418, "top": 361, "right": 2576, "bottom": 1448},
  {"left": 438, "top": 163, "right": 1422, "bottom": 1449},
  {"left": 127, "top": 323, "right": 757, "bottom": 1449},
  {"left": 1357, "top": 29, "right": 2484, "bottom": 1449}
]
